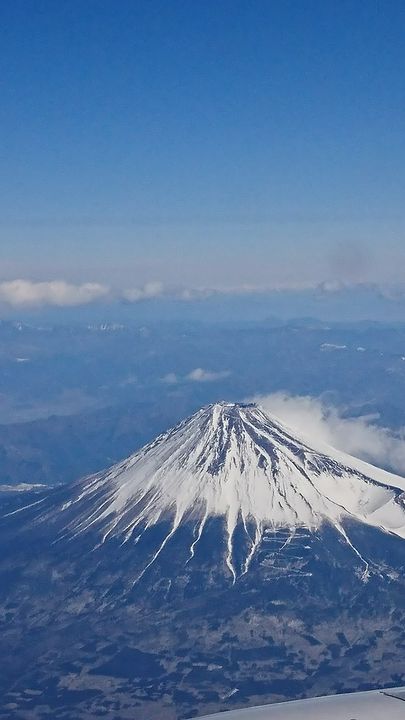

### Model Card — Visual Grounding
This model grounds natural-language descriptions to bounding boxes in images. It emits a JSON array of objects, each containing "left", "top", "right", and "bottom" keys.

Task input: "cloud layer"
[
  {"left": 252, "top": 392, "right": 405, "bottom": 476},
  {"left": 2, "top": 277, "right": 405, "bottom": 309},
  {"left": 0, "top": 279, "right": 109, "bottom": 307},
  {"left": 122, "top": 282, "right": 165, "bottom": 302}
]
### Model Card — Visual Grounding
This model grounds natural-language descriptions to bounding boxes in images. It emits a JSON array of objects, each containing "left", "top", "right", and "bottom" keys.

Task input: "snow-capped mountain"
[
  {"left": 2, "top": 403, "right": 405, "bottom": 720},
  {"left": 22, "top": 401, "right": 405, "bottom": 582}
]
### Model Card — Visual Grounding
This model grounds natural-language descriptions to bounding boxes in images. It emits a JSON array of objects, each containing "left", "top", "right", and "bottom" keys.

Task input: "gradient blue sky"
[{"left": 1, "top": 0, "right": 405, "bottom": 296}]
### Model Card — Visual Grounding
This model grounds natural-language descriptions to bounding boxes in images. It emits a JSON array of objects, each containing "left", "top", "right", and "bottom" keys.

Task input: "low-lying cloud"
[
  {"left": 0, "top": 279, "right": 109, "bottom": 307},
  {"left": 186, "top": 368, "right": 230, "bottom": 382},
  {"left": 252, "top": 392, "right": 405, "bottom": 476},
  {"left": 161, "top": 372, "right": 179, "bottom": 385},
  {"left": 161, "top": 368, "right": 230, "bottom": 384}
]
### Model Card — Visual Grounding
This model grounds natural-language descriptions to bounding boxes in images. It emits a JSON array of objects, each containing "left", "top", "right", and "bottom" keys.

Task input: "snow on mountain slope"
[{"left": 24, "top": 402, "right": 405, "bottom": 581}]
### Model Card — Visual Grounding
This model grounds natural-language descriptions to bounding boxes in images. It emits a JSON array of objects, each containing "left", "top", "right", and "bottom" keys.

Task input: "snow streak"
[{"left": 42, "top": 402, "right": 405, "bottom": 581}]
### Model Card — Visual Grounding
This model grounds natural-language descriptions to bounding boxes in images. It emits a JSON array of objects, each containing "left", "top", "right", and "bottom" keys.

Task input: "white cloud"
[
  {"left": 161, "top": 372, "right": 178, "bottom": 385},
  {"left": 177, "top": 283, "right": 318, "bottom": 301},
  {"left": 120, "top": 281, "right": 345, "bottom": 304},
  {"left": 122, "top": 281, "right": 165, "bottom": 302},
  {"left": 161, "top": 369, "right": 230, "bottom": 384},
  {"left": 4, "top": 277, "right": 405, "bottom": 309},
  {"left": 0, "top": 279, "right": 109, "bottom": 307},
  {"left": 251, "top": 392, "right": 405, "bottom": 476},
  {"left": 186, "top": 368, "right": 230, "bottom": 382}
]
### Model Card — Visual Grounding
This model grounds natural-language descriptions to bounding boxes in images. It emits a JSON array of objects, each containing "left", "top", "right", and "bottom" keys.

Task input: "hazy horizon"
[{"left": 2, "top": 1, "right": 405, "bottom": 304}]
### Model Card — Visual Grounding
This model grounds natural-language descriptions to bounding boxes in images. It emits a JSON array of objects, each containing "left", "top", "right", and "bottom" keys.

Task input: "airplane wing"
[{"left": 196, "top": 686, "right": 405, "bottom": 719}]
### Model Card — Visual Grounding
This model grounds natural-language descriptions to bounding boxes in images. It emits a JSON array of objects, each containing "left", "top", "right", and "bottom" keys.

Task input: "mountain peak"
[{"left": 27, "top": 401, "right": 405, "bottom": 582}]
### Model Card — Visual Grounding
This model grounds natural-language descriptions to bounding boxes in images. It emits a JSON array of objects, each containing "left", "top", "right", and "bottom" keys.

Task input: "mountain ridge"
[{"left": 10, "top": 401, "right": 405, "bottom": 583}]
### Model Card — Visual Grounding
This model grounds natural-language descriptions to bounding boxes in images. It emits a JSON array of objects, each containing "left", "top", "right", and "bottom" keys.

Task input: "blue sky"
[{"left": 1, "top": 0, "right": 405, "bottom": 305}]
